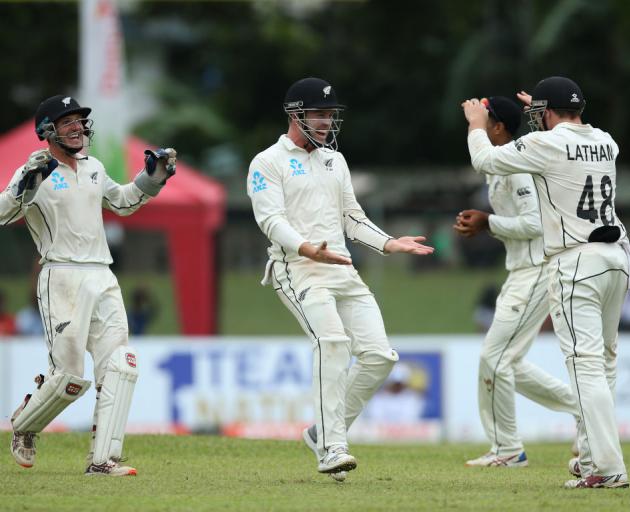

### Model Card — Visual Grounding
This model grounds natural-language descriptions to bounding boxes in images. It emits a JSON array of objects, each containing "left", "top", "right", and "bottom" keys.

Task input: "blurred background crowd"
[{"left": 2, "top": 0, "right": 630, "bottom": 336}]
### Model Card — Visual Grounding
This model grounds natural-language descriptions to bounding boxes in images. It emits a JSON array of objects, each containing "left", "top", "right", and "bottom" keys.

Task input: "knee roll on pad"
[
  {"left": 344, "top": 349, "right": 399, "bottom": 429},
  {"left": 12, "top": 373, "right": 91, "bottom": 433},
  {"left": 359, "top": 349, "right": 399, "bottom": 368},
  {"left": 93, "top": 346, "right": 138, "bottom": 464}
]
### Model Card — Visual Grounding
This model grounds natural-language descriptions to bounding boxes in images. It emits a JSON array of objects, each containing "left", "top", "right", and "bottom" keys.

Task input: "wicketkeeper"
[{"left": 0, "top": 95, "right": 176, "bottom": 476}]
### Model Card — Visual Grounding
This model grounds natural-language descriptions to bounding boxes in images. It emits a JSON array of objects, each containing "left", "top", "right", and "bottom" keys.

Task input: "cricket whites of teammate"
[
  {"left": 248, "top": 77, "right": 434, "bottom": 481},
  {"left": 455, "top": 96, "right": 578, "bottom": 468},
  {"left": 462, "top": 77, "right": 629, "bottom": 489}
]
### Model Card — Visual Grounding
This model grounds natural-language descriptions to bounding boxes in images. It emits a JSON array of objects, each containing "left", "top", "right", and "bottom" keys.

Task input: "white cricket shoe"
[
  {"left": 465, "top": 451, "right": 528, "bottom": 468},
  {"left": 302, "top": 426, "right": 347, "bottom": 482},
  {"left": 85, "top": 459, "right": 137, "bottom": 477},
  {"left": 564, "top": 474, "right": 629, "bottom": 489},
  {"left": 568, "top": 457, "right": 581, "bottom": 477},
  {"left": 11, "top": 431, "right": 37, "bottom": 468},
  {"left": 318, "top": 445, "right": 357, "bottom": 474},
  {"left": 302, "top": 425, "right": 319, "bottom": 456}
]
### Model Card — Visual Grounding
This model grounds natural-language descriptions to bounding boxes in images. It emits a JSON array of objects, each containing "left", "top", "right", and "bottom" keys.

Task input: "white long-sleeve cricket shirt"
[
  {"left": 468, "top": 123, "right": 627, "bottom": 258},
  {"left": 0, "top": 155, "right": 149, "bottom": 265},
  {"left": 487, "top": 173, "right": 544, "bottom": 271},
  {"left": 248, "top": 135, "right": 392, "bottom": 263}
]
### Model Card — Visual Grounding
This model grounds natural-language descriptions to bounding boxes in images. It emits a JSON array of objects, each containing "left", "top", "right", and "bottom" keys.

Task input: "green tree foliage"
[
  {"left": 3, "top": 1, "right": 630, "bottom": 170},
  {"left": 0, "top": 2, "right": 79, "bottom": 132}
]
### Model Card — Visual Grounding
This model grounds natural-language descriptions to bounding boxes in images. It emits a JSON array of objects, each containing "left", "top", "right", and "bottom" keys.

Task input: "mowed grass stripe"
[{"left": 1, "top": 434, "right": 628, "bottom": 511}]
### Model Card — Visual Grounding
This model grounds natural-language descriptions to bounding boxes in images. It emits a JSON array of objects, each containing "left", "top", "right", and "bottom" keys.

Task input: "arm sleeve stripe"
[
  {"left": 346, "top": 214, "right": 389, "bottom": 237},
  {"left": 103, "top": 194, "right": 146, "bottom": 210},
  {"left": 1, "top": 207, "right": 22, "bottom": 226}
]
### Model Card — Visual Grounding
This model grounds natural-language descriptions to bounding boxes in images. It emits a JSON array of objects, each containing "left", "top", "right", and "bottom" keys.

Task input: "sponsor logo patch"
[
  {"left": 516, "top": 187, "right": 531, "bottom": 197},
  {"left": 66, "top": 383, "right": 82, "bottom": 395},
  {"left": 251, "top": 170, "right": 268, "bottom": 193},
  {"left": 289, "top": 158, "right": 306, "bottom": 176},
  {"left": 514, "top": 138, "right": 526, "bottom": 152},
  {"left": 51, "top": 171, "right": 69, "bottom": 191},
  {"left": 126, "top": 353, "right": 137, "bottom": 368}
]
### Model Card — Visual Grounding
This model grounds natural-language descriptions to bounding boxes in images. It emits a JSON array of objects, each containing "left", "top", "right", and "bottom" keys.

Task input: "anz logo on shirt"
[
  {"left": 251, "top": 171, "right": 268, "bottom": 193},
  {"left": 289, "top": 159, "right": 306, "bottom": 176},
  {"left": 50, "top": 172, "right": 69, "bottom": 191}
]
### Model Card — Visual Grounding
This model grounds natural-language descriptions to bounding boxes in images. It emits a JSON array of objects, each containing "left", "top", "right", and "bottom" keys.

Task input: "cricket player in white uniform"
[
  {"left": 463, "top": 77, "right": 629, "bottom": 489},
  {"left": 0, "top": 95, "right": 176, "bottom": 476},
  {"left": 248, "top": 77, "right": 434, "bottom": 481},
  {"left": 455, "top": 96, "right": 578, "bottom": 468}
]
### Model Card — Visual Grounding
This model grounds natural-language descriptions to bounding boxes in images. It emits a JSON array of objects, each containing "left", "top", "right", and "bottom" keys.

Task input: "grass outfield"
[
  {"left": 1, "top": 434, "right": 628, "bottom": 511},
  {"left": 221, "top": 266, "right": 507, "bottom": 335}
]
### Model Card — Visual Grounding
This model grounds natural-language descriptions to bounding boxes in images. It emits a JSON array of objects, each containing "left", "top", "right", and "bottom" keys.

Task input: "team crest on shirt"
[
  {"left": 324, "top": 159, "right": 334, "bottom": 171},
  {"left": 514, "top": 138, "right": 526, "bottom": 152},
  {"left": 289, "top": 159, "right": 306, "bottom": 176},
  {"left": 251, "top": 171, "right": 268, "bottom": 193},
  {"left": 55, "top": 321, "right": 71, "bottom": 334},
  {"left": 90, "top": 172, "right": 98, "bottom": 184},
  {"left": 298, "top": 287, "right": 311, "bottom": 302},
  {"left": 51, "top": 172, "right": 69, "bottom": 191}
]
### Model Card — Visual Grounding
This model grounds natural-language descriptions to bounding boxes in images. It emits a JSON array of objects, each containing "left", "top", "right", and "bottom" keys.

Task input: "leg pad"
[
  {"left": 93, "top": 346, "right": 138, "bottom": 464},
  {"left": 12, "top": 373, "right": 91, "bottom": 432}
]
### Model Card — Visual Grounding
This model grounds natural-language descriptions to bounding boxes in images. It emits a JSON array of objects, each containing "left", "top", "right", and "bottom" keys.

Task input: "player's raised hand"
[
  {"left": 453, "top": 209, "right": 489, "bottom": 238},
  {"left": 516, "top": 91, "right": 532, "bottom": 109},
  {"left": 461, "top": 98, "right": 488, "bottom": 129},
  {"left": 13, "top": 149, "right": 59, "bottom": 202},
  {"left": 25, "top": 149, "right": 58, "bottom": 179},
  {"left": 299, "top": 241, "right": 352, "bottom": 265},
  {"left": 144, "top": 148, "right": 177, "bottom": 184},
  {"left": 383, "top": 236, "right": 434, "bottom": 256}
]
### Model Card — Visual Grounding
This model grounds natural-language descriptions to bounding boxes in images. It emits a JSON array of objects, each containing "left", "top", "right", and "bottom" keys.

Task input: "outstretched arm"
[
  {"left": 104, "top": 148, "right": 177, "bottom": 216},
  {"left": 133, "top": 148, "right": 177, "bottom": 197},
  {"left": 383, "top": 236, "right": 434, "bottom": 255},
  {"left": 102, "top": 173, "right": 150, "bottom": 216},
  {"left": 298, "top": 241, "right": 352, "bottom": 265}
]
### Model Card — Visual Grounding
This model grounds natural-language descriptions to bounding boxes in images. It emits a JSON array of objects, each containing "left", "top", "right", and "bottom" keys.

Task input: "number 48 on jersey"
[{"left": 576, "top": 174, "right": 614, "bottom": 225}]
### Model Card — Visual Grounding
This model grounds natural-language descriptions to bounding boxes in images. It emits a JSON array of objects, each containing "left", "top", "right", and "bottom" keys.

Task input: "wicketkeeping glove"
[
  {"left": 144, "top": 148, "right": 177, "bottom": 184},
  {"left": 12, "top": 149, "right": 58, "bottom": 203},
  {"left": 134, "top": 147, "right": 177, "bottom": 197}
]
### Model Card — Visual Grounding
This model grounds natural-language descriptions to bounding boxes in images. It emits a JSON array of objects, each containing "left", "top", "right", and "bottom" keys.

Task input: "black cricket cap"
[
  {"left": 531, "top": 76, "right": 585, "bottom": 112},
  {"left": 484, "top": 96, "right": 522, "bottom": 136},
  {"left": 34, "top": 95, "right": 92, "bottom": 140},
  {"left": 283, "top": 77, "right": 345, "bottom": 112}
]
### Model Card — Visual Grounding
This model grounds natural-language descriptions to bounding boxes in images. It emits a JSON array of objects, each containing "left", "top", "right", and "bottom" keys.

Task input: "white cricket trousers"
[
  {"left": 37, "top": 263, "right": 129, "bottom": 385},
  {"left": 268, "top": 259, "right": 398, "bottom": 454},
  {"left": 548, "top": 242, "right": 628, "bottom": 477},
  {"left": 479, "top": 264, "right": 577, "bottom": 456}
]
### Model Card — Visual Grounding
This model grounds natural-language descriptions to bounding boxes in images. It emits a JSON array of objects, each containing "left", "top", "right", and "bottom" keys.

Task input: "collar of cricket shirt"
[{"left": 278, "top": 134, "right": 309, "bottom": 153}]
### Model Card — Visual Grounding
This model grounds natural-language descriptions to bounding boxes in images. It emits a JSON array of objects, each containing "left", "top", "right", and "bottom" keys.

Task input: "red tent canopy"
[{"left": 0, "top": 121, "right": 226, "bottom": 334}]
